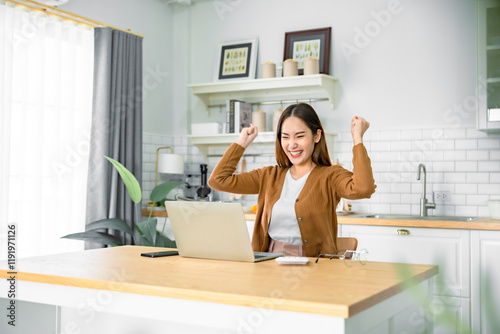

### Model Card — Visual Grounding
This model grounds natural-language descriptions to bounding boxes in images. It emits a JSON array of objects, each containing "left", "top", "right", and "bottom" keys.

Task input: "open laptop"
[{"left": 164, "top": 201, "right": 284, "bottom": 262}]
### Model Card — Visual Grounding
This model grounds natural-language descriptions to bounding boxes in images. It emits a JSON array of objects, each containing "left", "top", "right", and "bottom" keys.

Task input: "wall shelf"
[
  {"left": 188, "top": 131, "right": 337, "bottom": 162},
  {"left": 188, "top": 74, "right": 338, "bottom": 110}
]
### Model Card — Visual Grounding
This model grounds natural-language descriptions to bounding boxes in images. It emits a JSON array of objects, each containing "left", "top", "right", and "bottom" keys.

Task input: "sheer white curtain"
[{"left": 0, "top": 2, "right": 94, "bottom": 259}]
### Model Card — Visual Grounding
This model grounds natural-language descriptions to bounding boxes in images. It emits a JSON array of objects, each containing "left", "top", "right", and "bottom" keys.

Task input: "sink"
[{"left": 352, "top": 214, "right": 479, "bottom": 222}]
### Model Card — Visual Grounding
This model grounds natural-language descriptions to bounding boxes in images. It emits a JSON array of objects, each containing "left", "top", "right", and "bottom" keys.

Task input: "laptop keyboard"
[{"left": 254, "top": 252, "right": 277, "bottom": 259}]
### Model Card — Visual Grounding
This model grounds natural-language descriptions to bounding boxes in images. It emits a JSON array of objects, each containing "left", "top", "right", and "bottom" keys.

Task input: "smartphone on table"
[{"left": 140, "top": 250, "right": 179, "bottom": 258}]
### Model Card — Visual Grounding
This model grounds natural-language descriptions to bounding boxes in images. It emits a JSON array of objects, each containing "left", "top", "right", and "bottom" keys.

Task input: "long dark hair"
[{"left": 275, "top": 103, "right": 332, "bottom": 168}]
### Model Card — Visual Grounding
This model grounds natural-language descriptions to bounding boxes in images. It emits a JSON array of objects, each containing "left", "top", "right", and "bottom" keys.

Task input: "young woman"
[{"left": 208, "top": 103, "right": 376, "bottom": 257}]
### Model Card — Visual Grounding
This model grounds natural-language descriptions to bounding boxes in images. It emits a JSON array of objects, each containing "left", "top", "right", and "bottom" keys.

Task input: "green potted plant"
[{"left": 61, "top": 156, "right": 182, "bottom": 248}]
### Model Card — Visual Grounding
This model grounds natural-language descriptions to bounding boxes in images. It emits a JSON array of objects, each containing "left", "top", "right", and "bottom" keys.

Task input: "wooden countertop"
[
  {"left": 143, "top": 208, "right": 256, "bottom": 220},
  {"left": 337, "top": 215, "right": 500, "bottom": 231},
  {"left": 245, "top": 212, "right": 500, "bottom": 231},
  {"left": 0, "top": 245, "right": 437, "bottom": 318}
]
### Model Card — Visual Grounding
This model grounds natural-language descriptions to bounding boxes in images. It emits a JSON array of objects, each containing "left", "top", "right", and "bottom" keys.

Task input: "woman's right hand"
[{"left": 236, "top": 124, "right": 258, "bottom": 148}]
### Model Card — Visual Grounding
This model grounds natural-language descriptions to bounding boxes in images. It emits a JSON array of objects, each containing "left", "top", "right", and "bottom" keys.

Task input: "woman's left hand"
[{"left": 351, "top": 116, "right": 369, "bottom": 145}]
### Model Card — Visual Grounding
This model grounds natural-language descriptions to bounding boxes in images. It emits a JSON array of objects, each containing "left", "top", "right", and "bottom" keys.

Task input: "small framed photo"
[
  {"left": 215, "top": 38, "right": 258, "bottom": 81},
  {"left": 283, "top": 27, "right": 332, "bottom": 75}
]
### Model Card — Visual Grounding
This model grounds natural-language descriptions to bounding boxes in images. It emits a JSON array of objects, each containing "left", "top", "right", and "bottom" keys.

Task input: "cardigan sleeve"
[
  {"left": 334, "top": 143, "right": 376, "bottom": 199},
  {"left": 207, "top": 143, "right": 261, "bottom": 194}
]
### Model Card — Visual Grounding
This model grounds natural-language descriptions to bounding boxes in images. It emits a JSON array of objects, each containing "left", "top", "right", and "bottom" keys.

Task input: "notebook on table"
[{"left": 164, "top": 201, "right": 284, "bottom": 262}]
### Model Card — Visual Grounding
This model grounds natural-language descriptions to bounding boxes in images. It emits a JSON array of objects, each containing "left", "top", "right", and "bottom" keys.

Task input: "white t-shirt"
[{"left": 268, "top": 169, "right": 311, "bottom": 245}]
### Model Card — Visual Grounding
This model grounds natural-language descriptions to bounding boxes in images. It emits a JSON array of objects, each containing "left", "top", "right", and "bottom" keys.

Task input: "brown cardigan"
[{"left": 208, "top": 143, "right": 376, "bottom": 257}]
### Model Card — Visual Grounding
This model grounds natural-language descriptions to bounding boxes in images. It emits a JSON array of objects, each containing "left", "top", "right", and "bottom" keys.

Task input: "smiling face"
[{"left": 281, "top": 116, "right": 321, "bottom": 168}]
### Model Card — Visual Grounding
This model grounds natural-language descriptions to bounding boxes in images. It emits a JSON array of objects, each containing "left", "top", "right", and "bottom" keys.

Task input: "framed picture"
[
  {"left": 283, "top": 27, "right": 331, "bottom": 75},
  {"left": 215, "top": 38, "right": 258, "bottom": 81}
]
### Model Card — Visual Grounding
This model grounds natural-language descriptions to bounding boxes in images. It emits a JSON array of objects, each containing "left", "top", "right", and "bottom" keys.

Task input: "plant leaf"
[
  {"left": 105, "top": 156, "right": 142, "bottom": 204},
  {"left": 86, "top": 218, "right": 133, "bottom": 236},
  {"left": 150, "top": 182, "right": 183, "bottom": 204},
  {"left": 61, "top": 231, "right": 123, "bottom": 246},
  {"left": 155, "top": 233, "right": 177, "bottom": 248},
  {"left": 136, "top": 219, "right": 157, "bottom": 246}
]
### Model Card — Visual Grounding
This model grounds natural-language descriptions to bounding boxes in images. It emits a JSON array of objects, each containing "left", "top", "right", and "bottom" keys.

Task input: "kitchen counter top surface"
[
  {"left": 336, "top": 214, "right": 500, "bottom": 231},
  {"left": 245, "top": 213, "right": 500, "bottom": 230},
  {"left": 145, "top": 209, "right": 500, "bottom": 231}
]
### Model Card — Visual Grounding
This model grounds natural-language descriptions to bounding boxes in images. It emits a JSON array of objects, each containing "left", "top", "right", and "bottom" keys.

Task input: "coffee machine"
[{"left": 196, "top": 164, "right": 211, "bottom": 201}]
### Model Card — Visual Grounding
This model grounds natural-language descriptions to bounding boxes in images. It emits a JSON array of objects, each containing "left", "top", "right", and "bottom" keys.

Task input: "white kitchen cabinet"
[
  {"left": 477, "top": 0, "right": 500, "bottom": 133},
  {"left": 341, "top": 225, "right": 470, "bottom": 297},
  {"left": 471, "top": 230, "right": 500, "bottom": 333},
  {"left": 341, "top": 224, "right": 471, "bottom": 334}
]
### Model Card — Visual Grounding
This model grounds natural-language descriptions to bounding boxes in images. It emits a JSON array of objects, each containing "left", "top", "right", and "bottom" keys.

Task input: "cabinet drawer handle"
[{"left": 396, "top": 229, "right": 410, "bottom": 235}]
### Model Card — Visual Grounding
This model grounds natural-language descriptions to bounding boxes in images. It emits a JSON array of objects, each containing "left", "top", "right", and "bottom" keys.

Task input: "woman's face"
[{"left": 281, "top": 116, "right": 321, "bottom": 167}]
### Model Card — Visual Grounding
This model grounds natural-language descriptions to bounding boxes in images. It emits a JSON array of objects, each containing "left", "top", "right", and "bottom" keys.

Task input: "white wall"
[
  {"left": 183, "top": 0, "right": 477, "bottom": 134},
  {"left": 60, "top": 0, "right": 500, "bottom": 217},
  {"left": 61, "top": 0, "right": 176, "bottom": 135}
]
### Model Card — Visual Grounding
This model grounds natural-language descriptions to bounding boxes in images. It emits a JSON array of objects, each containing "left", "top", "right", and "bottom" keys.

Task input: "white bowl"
[{"left": 487, "top": 200, "right": 500, "bottom": 219}]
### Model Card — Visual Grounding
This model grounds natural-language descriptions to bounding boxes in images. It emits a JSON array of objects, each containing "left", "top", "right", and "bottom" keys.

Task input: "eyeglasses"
[{"left": 315, "top": 248, "right": 369, "bottom": 266}]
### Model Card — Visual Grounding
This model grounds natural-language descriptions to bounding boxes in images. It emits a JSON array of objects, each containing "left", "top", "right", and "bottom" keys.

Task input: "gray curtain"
[{"left": 85, "top": 27, "right": 143, "bottom": 248}]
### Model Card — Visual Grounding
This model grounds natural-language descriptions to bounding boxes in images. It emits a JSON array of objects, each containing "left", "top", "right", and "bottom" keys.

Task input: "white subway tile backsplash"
[
  {"left": 390, "top": 204, "right": 412, "bottom": 214},
  {"left": 143, "top": 128, "right": 500, "bottom": 217},
  {"left": 380, "top": 151, "right": 400, "bottom": 161},
  {"left": 363, "top": 131, "right": 379, "bottom": 141},
  {"left": 369, "top": 203, "right": 391, "bottom": 213},
  {"left": 443, "top": 128, "right": 466, "bottom": 139},
  {"left": 431, "top": 183, "right": 455, "bottom": 192},
  {"left": 444, "top": 150, "right": 466, "bottom": 161},
  {"left": 479, "top": 206, "right": 491, "bottom": 217},
  {"left": 390, "top": 141, "right": 411, "bottom": 151},
  {"left": 380, "top": 131, "right": 400, "bottom": 141},
  {"left": 401, "top": 150, "right": 423, "bottom": 163},
  {"left": 371, "top": 141, "right": 391, "bottom": 152},
  {"left": 467, "top": 194, "right": 489, "bottom": 206},
  {"left": 432, "top": 161, "right": 455, "bottom": 172},
  {"left": 444, "top": 172, "right": 466, "bottom": 183},
  {"left": 466, "top": 128, "right": 490, "bottom": 138},
  {"left": 371, "top": 162, "right": 391, "bottom": 172},
  {"left": 400, "top": 193, "right": 420, "bottom": 204},
  {"left": 433, "top": 140, "right": 454, "bottom": 150},
  {"left": 173, "top": 136, "right": 183, "bottom": 146},
  {"left": 401, "top": 130, "right": 421, "bottom": 141},
  {"left": 336, "top": 142, "right": 353, "bottom": 153},
  {"left": 411, "top": 140, "right": 434, "bottom": 153},
  {"left": 425, "top": 151, "right": 444, "bottom": 161},
  {"left": 456, "top": 139, "right": 477, "bottom": 150},
  {"left": 426, "top": 172, "right": 444, "bottom": 184},
  {"left": 478, "top": 161, "right": 500, "bottom": 172},
  {"left": 455, "top": 161, "right": 477, "bottom": 172},
  {"left": 491, "top": 150, "right": 500, "bottom": 160},
  {"left": 380, "top": 193, "right": 401, "bottom": 203},
  {"left": 390, "top": 183, "right": 411, "bottom": 193},
  {"left": 478, "top": 139, "right": 500, "bottom": 149},
  {"left": 466, "top": 150, "right": 489, "bottom": 161},
  {"left": 162, "top": 137, "right": 174, "bottom": 146},
  {"left": 491, "top": 173, "right": 500, "bottom": 183},
  {"left": 455, "top": 183, "right": 477, "bottom": 194},
  {"left": 467, "top": 173, "right": 489, "bottom": 184},
  {"left": 478, "top": 184, "right": 500, "bottom": 195},
  {"left": 450, "top": 194, "right": 467, "bottom": 205},
  {"left": 455, "top": 205, "right": 478, "bottom": 217}
]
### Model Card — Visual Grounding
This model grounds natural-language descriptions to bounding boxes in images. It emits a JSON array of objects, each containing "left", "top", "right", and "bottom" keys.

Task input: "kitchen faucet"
[{"left": 417, "top": 163, "right": 436, "bottom": 216}]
